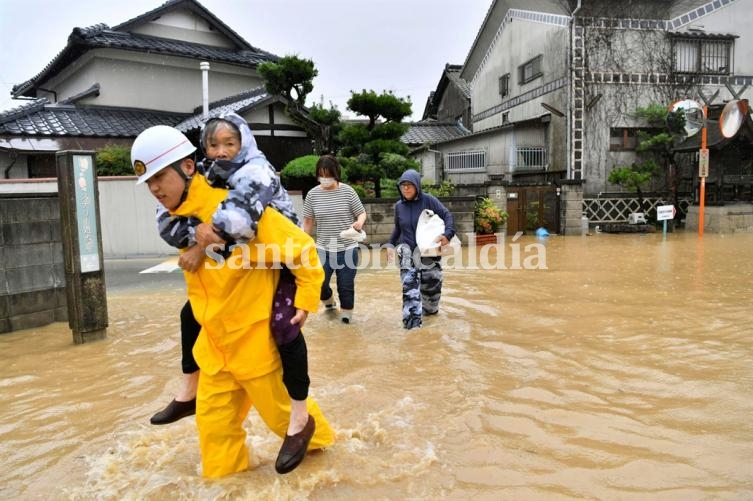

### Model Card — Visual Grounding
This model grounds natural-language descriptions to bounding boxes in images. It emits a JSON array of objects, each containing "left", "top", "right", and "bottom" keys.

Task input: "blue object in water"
[{"left": 535, "top": 227, "right": 550, "bottom": 238}]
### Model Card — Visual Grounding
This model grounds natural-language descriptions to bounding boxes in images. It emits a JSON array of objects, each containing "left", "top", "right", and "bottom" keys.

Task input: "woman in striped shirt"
[{"left": 302, "top": 155, "right": 367, "bottom": 324}]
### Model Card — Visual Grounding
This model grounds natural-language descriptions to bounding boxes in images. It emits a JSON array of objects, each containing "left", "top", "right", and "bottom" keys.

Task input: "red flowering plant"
[{"left": 474, "top": 197, "right": 508, "bottom": 234}]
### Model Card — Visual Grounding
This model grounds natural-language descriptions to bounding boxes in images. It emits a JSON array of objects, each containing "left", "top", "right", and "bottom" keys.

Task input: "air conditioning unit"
[{"left": 628, "top": 212, "right": 647, "bottom": 225}]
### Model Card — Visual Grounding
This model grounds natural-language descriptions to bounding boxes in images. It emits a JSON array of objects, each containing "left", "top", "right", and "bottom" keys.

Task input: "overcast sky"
[{"left": 0, "top": 0, "right": 491, "bottom": 122}]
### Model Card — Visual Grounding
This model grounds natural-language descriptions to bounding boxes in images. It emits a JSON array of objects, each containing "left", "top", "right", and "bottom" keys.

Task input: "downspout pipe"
[
  {"left": 200, "top": 62, "right": 210, "bottom": 119},
  {"left": 572, "top": 0, "right": 581, "bottom": 16}
]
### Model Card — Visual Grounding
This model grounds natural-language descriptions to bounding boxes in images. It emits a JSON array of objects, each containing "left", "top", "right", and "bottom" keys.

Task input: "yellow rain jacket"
[
  {"left": 172, "top": 175, "right": 323, "bottom": 378},
  {"left": 171, "top": 175, "right": 333, "bottom": 477}
]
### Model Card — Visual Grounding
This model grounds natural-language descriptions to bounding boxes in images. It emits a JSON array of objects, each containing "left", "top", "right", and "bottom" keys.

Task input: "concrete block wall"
[
  {"left": 560, "top": 181, "right": 585, "bottom": 235},
  {"left": 0, "top": 195, "right": 67, "bottom": 334},
  {"left": 357, "top": 196, "right": 477, "bottom": 246}
]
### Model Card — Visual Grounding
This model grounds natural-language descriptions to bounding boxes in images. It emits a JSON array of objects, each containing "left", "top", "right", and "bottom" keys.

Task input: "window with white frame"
[
  {"left": 671, "top": 35, "right": 734, "bottom": 75},
  {"left": 445, "top": 150, "right": 486, "bottom": 173},
  {"left": 512, "top": 146, "right": 547, "bottom": 171},
  {"left": 518, "top": 55, "right": 543, "bottom": 84}
]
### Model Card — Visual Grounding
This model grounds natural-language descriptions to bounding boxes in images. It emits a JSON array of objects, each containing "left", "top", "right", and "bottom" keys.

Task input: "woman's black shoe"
[{"left": 149, "top": 398, "right": 196, "bottom": 425}]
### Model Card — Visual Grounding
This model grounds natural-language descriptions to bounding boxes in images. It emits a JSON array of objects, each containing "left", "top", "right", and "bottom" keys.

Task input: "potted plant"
[{"left": 474, "top": 197, "right": 508, "bottom": 245}]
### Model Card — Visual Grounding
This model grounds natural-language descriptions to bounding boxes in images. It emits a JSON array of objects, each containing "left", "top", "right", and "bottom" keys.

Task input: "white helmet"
[{"left": 131, "top": 125, "right": 197, "bottom": 184}]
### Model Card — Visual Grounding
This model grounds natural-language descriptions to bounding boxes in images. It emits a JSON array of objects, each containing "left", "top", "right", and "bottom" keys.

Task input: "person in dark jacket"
[{"left": 387, "top": 169, "right": 455, "bottom": 329}]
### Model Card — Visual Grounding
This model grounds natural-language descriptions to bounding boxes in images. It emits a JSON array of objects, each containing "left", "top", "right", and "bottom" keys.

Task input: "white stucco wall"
[
  {"left": 44, "top": 49, "right": 262, "bottom": 113},
  {"left": 129, "top": 10, "right": 233, "bottom": 47},
  {"left": 240, "top": 104, "right": 307, "bottom": 138}
]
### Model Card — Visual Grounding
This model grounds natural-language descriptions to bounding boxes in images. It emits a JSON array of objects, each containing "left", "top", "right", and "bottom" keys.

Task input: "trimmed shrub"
[
  {"left": 281, "top": 155, "right": 319, "bottom": 196},
  {"left": 95, "top": 144, "right": 132, "bottom": 176}
]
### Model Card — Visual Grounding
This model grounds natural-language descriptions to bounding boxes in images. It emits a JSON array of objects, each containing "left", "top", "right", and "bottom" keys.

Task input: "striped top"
[{"left": 303, "top": 183, "right": 366, "bottom": 251}]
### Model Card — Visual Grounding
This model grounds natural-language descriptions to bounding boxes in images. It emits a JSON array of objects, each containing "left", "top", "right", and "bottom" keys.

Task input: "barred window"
[
  {"left": 672, "top": 36, "right": 733, "bottom": 75},
  {"left": 499, "top": 73, "right": 510, "bottom": 97},
  {"left": 445, "top": 150, "right": 486, "bottom": 173},
  {"left": 518, "top": 55, "right": 543, "bottom": 84},
  {"left": 512, "top": 146, "right": 547, "bottom": 171}
]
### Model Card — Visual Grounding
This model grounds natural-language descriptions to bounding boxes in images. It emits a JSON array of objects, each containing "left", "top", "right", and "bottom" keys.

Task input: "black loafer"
[
  {"left": 275, "top": 415, "right": 316, "bottom": 474},
  {"left": 150, "top": 398, "right": 196, "bottom": 425}
]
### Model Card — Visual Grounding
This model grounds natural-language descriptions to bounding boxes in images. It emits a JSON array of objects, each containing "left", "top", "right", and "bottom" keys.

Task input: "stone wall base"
[{"left": 685, "top": 203, "right": 753, "bottom": 233}]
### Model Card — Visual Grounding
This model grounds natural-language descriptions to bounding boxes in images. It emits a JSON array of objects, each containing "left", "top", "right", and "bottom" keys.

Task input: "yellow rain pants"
[{"left": 197, "top": 367, "right": 335, "bottom": 478}]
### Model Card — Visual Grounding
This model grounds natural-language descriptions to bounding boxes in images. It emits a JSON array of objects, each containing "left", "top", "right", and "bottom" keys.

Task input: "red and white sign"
[{"left": 656, "top": 205, "right": 676, "bottom": 221}]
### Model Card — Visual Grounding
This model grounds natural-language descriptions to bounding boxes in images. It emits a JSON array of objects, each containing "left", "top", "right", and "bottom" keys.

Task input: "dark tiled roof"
[
  {"left": 445, "top": 66, "right": 471, "bottom": 99},
  {"left": 401, "top": 120, "right": 471, "bottom": 146},
  {"left": 668, "top": 31, "right": 738, "bottom": 40},
  {"left": 176, "top": 87, "right": 274, "bottom": 132},
  {"left": 423, "top": 64, "right": 470, "bottom": 120},
  {"left": 421, "top": 91, "right": 436, "bottom": 120},
  {"left": 13, "top": 21, "right": 278, "bottom": 98},
  {"left": 0, "top": 99, "right": 186, "bottom": 137},
  {"left": 0, "top": 87, "right": 287, "bottom": 138}
]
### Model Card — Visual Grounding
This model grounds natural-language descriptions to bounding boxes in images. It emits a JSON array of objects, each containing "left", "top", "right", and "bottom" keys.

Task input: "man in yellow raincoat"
[{"left": 131, "top": 125, "right": 334, "bottom": 478}]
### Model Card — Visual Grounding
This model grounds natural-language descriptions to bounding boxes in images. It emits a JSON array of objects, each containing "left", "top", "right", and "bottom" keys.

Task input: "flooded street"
[{"left": 2, "top": 231, "right": 752, "bottom": 500}]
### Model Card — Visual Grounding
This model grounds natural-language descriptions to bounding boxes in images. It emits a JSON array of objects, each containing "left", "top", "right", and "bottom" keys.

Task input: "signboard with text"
[
  {"left": 656, "top": 205, "right": 676, "bottom": 221},
  {"left": 73, "top": 155, "right": 101, "bottom": 272},
  {"left": 698, "top": 148, "right": 709, "bottom": 178},
  {"left": 56, "top": 150, "right": 108, "bottom": 343}
]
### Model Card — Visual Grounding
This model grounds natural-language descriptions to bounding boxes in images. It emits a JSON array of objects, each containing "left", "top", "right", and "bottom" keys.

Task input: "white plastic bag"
[
  {"left": 416, "top": 209, "right": 460, "bottom": 256},
  {"left": 339, "top": 227, "right": 367, "bottom": 242}
]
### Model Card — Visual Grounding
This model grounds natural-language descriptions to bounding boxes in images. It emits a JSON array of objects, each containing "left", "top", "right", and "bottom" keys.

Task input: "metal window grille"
[
  {"left": 445, "top": 150, "right": 486, "bottom": 172},
  {"left": 512, "top": 146, "right": 547, "bottom": 171},
  {"left": 672, "top": 37, "right": 732, "bottom": 75}
]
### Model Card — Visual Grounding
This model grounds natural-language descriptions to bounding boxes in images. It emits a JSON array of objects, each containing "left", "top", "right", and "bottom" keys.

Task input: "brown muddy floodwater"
[{"left": 2, "top": 231, "right": 752, "bottom": 500}]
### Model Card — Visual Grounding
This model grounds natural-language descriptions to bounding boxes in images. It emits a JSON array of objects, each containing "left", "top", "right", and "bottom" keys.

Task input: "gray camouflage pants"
[{"left": 397, "top": 245, "right": 443, "bottom": 329}]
